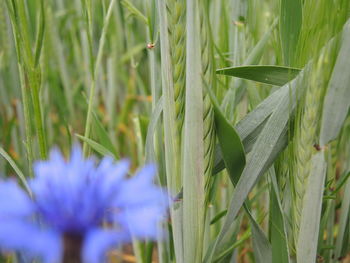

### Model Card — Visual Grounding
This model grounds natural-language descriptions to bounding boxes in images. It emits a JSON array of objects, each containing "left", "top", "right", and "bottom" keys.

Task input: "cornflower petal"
[
  {"left": 118, "top": 205, "right": 165, "bottom": 239},
  {"left": 112, "top": 164, "right": 169, "bottom": 238},
  {"left": 114, "top": 164, "right": 165, "bottom": 206},
  {"left": 93, "top": 158, "right": 130, "bottom": 204},
  {"left": 0, "top": 181, "right": 34, "bottom": 218},
  {"left": 0, "top": 220, "right": 62, "bottom": 263}
]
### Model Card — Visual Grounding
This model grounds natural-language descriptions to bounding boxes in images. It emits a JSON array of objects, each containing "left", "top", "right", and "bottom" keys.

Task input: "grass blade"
[
  {"left": 280, "top": 0, "right": 302, "bottom": 65},
  {"left": 248, "top": 211, "right": 272, "bottom": 263},
  {"left": 320, "top": 22, "right": 350, "bottom": 146},
  {"left": 213, "top": 80, "right": 294, "bottom": 174},
  {"left": 207, "top": 88, "right": 246, "bottom": 185},
  {"left": 76, "top": 135, "right": 115, "bottom": 158},
  {"left": 92, "top": 112, "right": 119, "bottom": 159},
  {"left": 296, "top": 152, "right": 327, "bottom": 263},
  {"left": 216, "top": 65, "right": 301, "bottom": 86},
  {"left": 334, "top": 172, "right": 350, "bottom": 259},
  {"left": 269, "top": 169, "right": 290, "bottom": 263},
  {"left": 0, "top": 146, "right": 31, "bottom": 195},
  {"left": 182, "top": 0, "right": 205, "bottom": 260}
]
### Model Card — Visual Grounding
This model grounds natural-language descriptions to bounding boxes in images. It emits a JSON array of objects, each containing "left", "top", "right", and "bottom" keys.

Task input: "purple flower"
[{"left": 0, "top": 146, "right": 169, "bottom": 263}]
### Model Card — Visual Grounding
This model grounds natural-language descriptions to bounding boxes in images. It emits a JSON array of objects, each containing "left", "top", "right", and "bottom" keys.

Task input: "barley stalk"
[
  {"left": 292, "top": 51, "right": 330, "bottom": 246},
  {"left": 292, "top": 86, "right": 320, "bottom": 245},
  {"left": 166, "top": 0, "right": 186, "bottom": 145},
  {"left": 199, "top": 0, "right": 216, "bottom": 206},
  {"left": 159, "top": 0, "right": 186, "bottom": 261}
]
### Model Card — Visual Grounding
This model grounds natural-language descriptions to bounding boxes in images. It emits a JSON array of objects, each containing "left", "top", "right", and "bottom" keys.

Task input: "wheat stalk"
[
  {"left": 166, "top": 0, "right": 186, "bottom": 142},
  {"left": 292, "top": 49, "right": 332, "bottom": 246},
  {"left": 199, "top": 0, "right": 216, "bottom": 206}
]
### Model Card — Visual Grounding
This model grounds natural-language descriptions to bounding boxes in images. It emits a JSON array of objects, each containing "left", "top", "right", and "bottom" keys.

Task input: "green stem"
[
  {"left": 28, "top": 68, "right": 47, "bottom": 159},
  {"left": 18, "top": 66, "right": 34, "bottom": 177},
  {"left": 83, "top": 0, "right": 117, "bottom": 156},
  {"left": 7, "top": 0, "right": 48, "bottom": 160}
]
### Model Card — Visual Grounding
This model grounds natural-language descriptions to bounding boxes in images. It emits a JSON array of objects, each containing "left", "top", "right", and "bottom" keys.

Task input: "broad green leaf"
[
  {"left": 216, "top": 65, "right": 301, "bottom": 86},
  {"left": 213, "top": 81, "right": 293, "bottom": 174},
  {"left": 269, "top": 169, "right": 290, "bottom": 263},
  {"left": 320, "top": 22, "right": 350, "bottom": 146},
  {"left": 0, "top": 146, "right": 31, "bottom": 196},
  {"left": 208, "top": 87, "right": 246, "bottom": 185},
  {"left": 182, "top": 0, "right": 205, "bottom": 261},
  {"left": 280, "top": 0, "right": 302, "bottom": 65},
  {"left": 204, "top": 65, "right": 308, "bottom": 263},
  {"left": 297, "top": 152, "right": 327, "bottom": 263},
  {"left": 76, "top": 135, "right": 115, "bottom": 158},
  {"left": 206, "top": 84, "right": 272, "bottom": 261}
]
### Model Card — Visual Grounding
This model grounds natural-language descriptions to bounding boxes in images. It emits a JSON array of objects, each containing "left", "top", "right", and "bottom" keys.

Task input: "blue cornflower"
[{"left": 0, "top": 146, "right": 169, "bottom": 263}]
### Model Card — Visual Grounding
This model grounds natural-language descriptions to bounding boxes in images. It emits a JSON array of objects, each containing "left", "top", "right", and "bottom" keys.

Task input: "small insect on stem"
[
  {"left": 147, "top": 43, "right": 155, "bottom": 49},
  {"left": 313, "top": 144, "right": 322, "bottom": 151}
]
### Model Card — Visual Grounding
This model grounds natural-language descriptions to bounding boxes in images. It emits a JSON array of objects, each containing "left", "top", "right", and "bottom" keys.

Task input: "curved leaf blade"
[
  {"left": 320, "top": 22, "right": 350, "bottom": 146},
  {"left": 207, "top": 84, "right": 246, "bottom": 185},
  {"left": 213, "top": 79, "right": 294, "bottom": 175},
  {"left": 297, "top": 152, "right": 327, "bottom": 263},
  {"left": 204, "top": 65, "right": 308, "bottom": 263},
  {"left": 216, "top": 65, "right": 301, "bottom": 86}
]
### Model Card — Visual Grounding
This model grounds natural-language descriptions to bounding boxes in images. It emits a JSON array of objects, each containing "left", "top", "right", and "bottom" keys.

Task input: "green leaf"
[
  {"left": 208, "top": 86, "right": 246, "bottom": 185},
  {"left": 76, "top": 134, "right": 115, "bottom": 158},
  {"left": 334, "top": 170, "right": 350, "bottom": 259},
  {"left": 210, "top": 210, "right": 228, "bottom": 225},
  {"left": 0, "top": 146, "right": 31, "bottom": 196},
  {"left": 269, "top": 169, "right": 290, "bottom": 263},
  {"left": 280, "top": 0, "right": 302, "bottom": 65},
  {"left": 92, "top": 111, "right": 119, "bottom": 158},
  {"left": 297, "top": 152, "right": 327, "bottom": 263},
  {"left": 121, "top": 0, "right": 148, "bottom": 24},
  {"left": 247, "top": 210, "right": 272, "bottom": 263},
  {"left": 221, "top": 18, "right": 278, "bottom": 112},
  {"left": 145, "top": 97, "right": 163, "bottom": 163},
  {"left": 156, "top": 0, "right": 184, "bottom": 260},
  {"left": 182, "top": 0, "right": 205, "bottom": 260},
  {"left": 320, "top": 22, "right": 350, "bottom": 146},
  {"left": 213, "top": 80, "right": 293, "bottom": 174},
  {"left": 204, "top": 65, "right": 308, "bottom": 263},
  {"left": 216, "top": 65, "right": 301, "bottom": 86}
]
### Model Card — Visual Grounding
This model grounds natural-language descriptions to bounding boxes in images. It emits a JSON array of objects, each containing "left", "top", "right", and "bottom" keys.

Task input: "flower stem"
[{"left": 63, "top": 234, "right": 83, "bottom": 263}]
